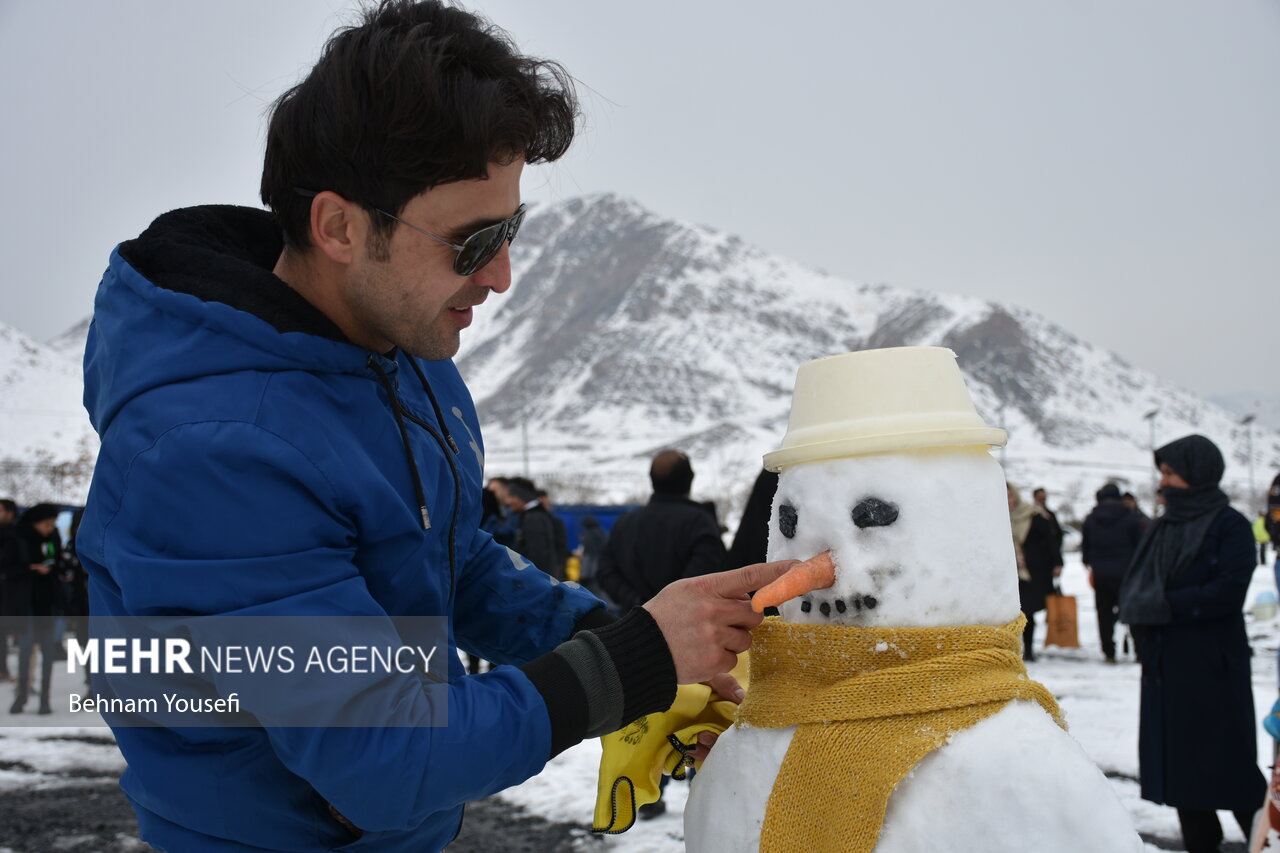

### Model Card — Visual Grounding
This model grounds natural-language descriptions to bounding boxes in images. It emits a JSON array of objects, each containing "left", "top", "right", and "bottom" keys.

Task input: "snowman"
[{"left": 685, "top": 347, "right": 1142, "bottom": 853}]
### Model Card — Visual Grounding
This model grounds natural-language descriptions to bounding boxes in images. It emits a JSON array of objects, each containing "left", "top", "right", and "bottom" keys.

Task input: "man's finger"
[
  {"left": 703, "top": 560, "right": 798, "bottom": 599},
  {"left": 706, "top": 671, "right": 746, "bottom": 704}
]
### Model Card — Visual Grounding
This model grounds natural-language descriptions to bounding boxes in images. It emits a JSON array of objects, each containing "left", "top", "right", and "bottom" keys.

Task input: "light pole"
[
  {"left": 1242, "top": 414, "right": 1256, "bottom": 510},
  {"left": 1143, "top": 408, "right": 1160, "bottom": 515},
  {"left": 999, "top": 401, "right": 1008, "bottom": 468},
  {"left": 521, "top": 420, "right": 530, "bottom": 478}
]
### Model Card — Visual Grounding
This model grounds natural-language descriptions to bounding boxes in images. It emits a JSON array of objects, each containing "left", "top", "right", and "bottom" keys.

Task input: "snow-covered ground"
[{"left": 2, "top": 552, "right": 1278, "bottom": 851}]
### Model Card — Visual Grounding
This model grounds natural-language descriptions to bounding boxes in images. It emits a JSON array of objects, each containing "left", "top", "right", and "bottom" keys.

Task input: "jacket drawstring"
[
  {"left": 406, "top": 358, "right": 460, "bottom": 455},
  {"left": 368, "top": 354, "right": 463, "bottom": 607},
  {"left": 368, "top": 357, "right": 432, "bottom": 532}
]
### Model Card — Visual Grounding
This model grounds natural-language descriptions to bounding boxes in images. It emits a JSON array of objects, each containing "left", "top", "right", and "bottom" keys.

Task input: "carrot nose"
[{"left": 751, "top": 550, "right": 837, "bottom": 612}]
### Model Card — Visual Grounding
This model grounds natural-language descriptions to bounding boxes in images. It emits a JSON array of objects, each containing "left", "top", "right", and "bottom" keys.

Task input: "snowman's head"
[{"left": 762, "top": 446, "right": 1020, "bottom": 628}]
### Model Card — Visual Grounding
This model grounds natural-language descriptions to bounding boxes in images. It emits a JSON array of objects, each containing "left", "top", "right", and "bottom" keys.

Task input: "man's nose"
[{"left": 472, "top": 242, "right": 512, "bottom": 293}]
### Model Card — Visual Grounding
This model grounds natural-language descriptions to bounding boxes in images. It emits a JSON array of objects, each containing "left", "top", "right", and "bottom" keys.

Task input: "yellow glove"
[{"left": 592, "top": 656, "right": 747, "bottom": 834}]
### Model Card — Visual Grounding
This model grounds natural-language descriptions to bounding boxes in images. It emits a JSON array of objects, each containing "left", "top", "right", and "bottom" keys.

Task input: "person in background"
[
  {"left": 1011, "top": 485, "right": 1063, "bottom": 661},
  {"left": 9, "top": 503, "right": 64, "bottom": 715},
  {"left": 1123, "top": 491, "right": 1152, "bottom": 532},
  {"left": 597, "top": 449, "right": 728, "bottom": 818},
  {"left": 1269, "top": 472, "right": 1280, "bottom": 576},
  {"left": 1082, "top": 483, "right": 1144, "bottom": 663},
  {"left": 1256, "top": 511, "right": 1272, "bottom": 567},
  {"left": 502, "top": 477, "right": 567, "bottom": 580},
  {"left": 1003, "top": 484, "right": 1034, "bottom": 655},
  {"left": 1028, "top": 488, "right": 1065, "bottom": 586},
  {"left": 1119, "top": 434, "right": 1264, "bottom": 853},
  {"left": 599, "top": 450, "right": 728, "bottom": 613},
  {"left": 0, "top": 498, "right": 18, "bottom": 682},
  {"left": 536, "top": 488, "right": 569, "bottom": 573},
  {"left": 481, "top": 477, "right": 520, "bottom": 549},
  {"left": 575, "top": 515, "right": 611, "bottom": 607}
]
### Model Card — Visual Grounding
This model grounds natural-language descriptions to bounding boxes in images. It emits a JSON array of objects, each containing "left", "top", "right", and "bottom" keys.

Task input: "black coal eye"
[
  {"left": 778, "top": 503, "right": 798, "bottom": 539},
  {"left": 851, "top": 497, "right": 899, "bottom": 529}
]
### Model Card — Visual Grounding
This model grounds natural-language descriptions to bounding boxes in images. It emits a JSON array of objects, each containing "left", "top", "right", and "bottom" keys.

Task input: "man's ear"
[{"left": 308, "top": 191, "right": 367, "bottom": 265}]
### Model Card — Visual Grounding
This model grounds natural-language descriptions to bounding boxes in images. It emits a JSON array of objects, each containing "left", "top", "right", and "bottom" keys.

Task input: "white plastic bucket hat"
[{"left": 763, "top": 346, "right": 1006, "bottom": 472}]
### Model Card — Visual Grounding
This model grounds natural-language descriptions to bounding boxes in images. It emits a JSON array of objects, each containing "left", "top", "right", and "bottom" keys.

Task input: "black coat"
[
  {"left": 514, "top": 505, "right": 568, "bottom": 581},
  {"left": 11, "top": 524, "right": 64, "bottom": 618},
  {"left": 0, "top": 523, "right": 18, "bottom": 617},
  {"left": 1082, "top": 500, "right": 1145, "bottom": 581},
  {"left": 1267, "top": 473, "right": 1280, "bottom": 543},
  {"left": 597, "top": 494, "right": 726, "bottom": 610},
  {"left": 1132, "top": 506, "right": 1265, "bottom": 810},
  {"left": 1018, "top": 510, "right": 1063, "bottom": 613}
]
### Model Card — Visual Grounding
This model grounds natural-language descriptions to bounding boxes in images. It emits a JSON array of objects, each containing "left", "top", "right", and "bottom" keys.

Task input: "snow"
[
  {"left": 688, "top": 435, "right": 1142, "bottom": 852},
  {"left": 764, "top": 449, "right": 1020, "bottom": 627},
  {"left": 0, "top": 322, "right": 98, "bottom": 504}
]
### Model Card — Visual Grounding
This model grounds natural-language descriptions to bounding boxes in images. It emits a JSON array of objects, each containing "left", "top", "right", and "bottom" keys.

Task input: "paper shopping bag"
[{"left": 1044, "top": 593, "right": 1080, "bottom": 648}]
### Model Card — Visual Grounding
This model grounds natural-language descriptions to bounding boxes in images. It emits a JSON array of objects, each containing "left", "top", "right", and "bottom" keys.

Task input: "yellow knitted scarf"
[{"left": 736, "top": 615, "right": 1064, "bottom": 853}]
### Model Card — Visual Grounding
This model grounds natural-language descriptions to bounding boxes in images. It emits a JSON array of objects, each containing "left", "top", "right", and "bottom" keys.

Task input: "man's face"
[
  {"left": 344, "top": 159, "right": 523, "bottom": 359},
  {"left": 487, "top": 480, "right": 511, "bottom": 506},
  {"left": 33, "top": 518, "right": 57, "bottom": 537},
  {"left": 1033, "top": 489, "right": 1047, "bottom": 506}
]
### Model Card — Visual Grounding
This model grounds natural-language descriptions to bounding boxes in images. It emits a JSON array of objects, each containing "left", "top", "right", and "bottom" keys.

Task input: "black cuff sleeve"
[
  {"left": 519, "top": 652, "right": 589, "bottom": 759},
  {"left": 572, "top": 605, "right": 616, "bottom": 633},
  {"left": 587, "top": 607, "right": 676, "bottom": 724},
  {"left": 520, "top": 606, "right": 676, "bottom": 759}
]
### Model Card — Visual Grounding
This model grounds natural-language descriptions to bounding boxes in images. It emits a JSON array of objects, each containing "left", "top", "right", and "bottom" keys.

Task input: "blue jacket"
[{"left": 79, "top": 206, "right": 611, "bottom": 852}]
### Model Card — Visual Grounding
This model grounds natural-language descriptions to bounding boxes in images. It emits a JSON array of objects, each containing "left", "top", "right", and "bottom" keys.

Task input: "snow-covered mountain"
[
  {"left": 7, "top": 192, "right": 1278, "bottom": 516},
  {"left": 455, "top": 193, "right": 1280, "bottom": 519},
  {"left": 44, "top": 315, "right": 91, "bottom": 365},
  {"left": 0, "top": 322, "right": 97, "bottom": 504}
]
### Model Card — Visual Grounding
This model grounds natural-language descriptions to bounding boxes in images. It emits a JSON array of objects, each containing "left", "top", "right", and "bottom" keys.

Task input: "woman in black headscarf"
[{"left": 1120, "top": 434, "right": 1264, "bottom": 853}]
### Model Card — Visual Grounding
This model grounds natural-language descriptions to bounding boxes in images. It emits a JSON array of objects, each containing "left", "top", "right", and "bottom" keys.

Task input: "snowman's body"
[{"left": 685, "top": 448, "right": 1142, "bottom": 852}]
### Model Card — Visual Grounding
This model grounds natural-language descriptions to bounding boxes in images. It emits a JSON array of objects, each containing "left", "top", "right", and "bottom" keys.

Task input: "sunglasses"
[
  {"left": 376, "top": 204, "right": 526, "bottom": 277},
  {"left": 293, "top": 188, "right": 525, "bottom": 277}
]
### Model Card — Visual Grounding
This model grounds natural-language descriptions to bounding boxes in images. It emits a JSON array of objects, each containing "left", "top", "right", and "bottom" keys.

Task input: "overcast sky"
[{"left": 1, "top": 1, "right": 1275, "bottom": 398}]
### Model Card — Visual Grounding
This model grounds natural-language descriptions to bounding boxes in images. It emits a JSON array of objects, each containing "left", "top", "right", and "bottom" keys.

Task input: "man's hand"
[{"left": 643, "top": 560, "right": 795, "bottom": 685}]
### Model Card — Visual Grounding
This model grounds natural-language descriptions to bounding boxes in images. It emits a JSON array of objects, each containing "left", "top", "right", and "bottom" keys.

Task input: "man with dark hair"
[
  {"left": 1082, "top": 483, "right": 1145, "bottom": 662},
  {"left": 76, "top": 4, "right": 786, "bottom": 850},
  {"left": 599, "top": 450, "right": 728, "bottom": 617},
  {"left": 502, "top": 477, "right": 567, "bottom": 580}
]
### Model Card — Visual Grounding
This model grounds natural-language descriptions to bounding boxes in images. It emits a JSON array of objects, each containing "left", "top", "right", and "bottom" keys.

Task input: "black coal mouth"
[{"left": 799, "top": 593, "right": 879, "bottom": 618}]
